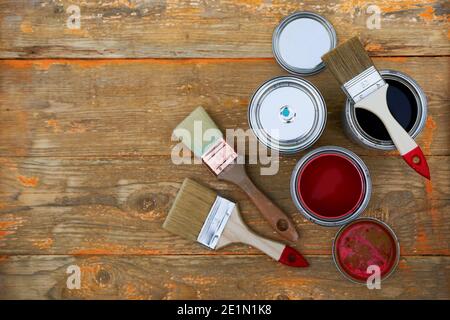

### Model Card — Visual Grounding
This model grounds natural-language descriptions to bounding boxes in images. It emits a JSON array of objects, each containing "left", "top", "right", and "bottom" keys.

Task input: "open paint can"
[
  {"left": 272, "top": 11, "right": 337, "bottom": 76},
  {"left": 248, "top": 76, "right": 327, "bottom": 154},
  {"left": 290, "top": 146, "right": 371, "bottom": 226},
  {"left": 344, "top": 70, "right": 427, "bottom": 151},
  {"left": 332, "top": 218, "right": 400, "bottom": 284}
]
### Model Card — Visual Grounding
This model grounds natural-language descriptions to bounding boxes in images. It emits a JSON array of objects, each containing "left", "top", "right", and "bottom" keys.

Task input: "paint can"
[
  {"left": 248, "top": 76, "right": 327, "bottom": 154},
  {"left": 344, "top": 69, "right": 427, "bottom": 151},
  {"left": 332, "top": 217, "right": 400, "bottom": 284},
  {"left": 272, "top": 11, "right": 337, "bottom": 76},
  {"left": 290, "top": 146, "right": 371, "bottom": 226}
]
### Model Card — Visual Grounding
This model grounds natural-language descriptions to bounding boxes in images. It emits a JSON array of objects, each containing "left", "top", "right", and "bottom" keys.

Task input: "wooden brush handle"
[
  {"left": 217, "top": 162, "right": 299, "bottom": 242},
  {"left": 217, "top": 207, "right": 308, "bottom": 267}
]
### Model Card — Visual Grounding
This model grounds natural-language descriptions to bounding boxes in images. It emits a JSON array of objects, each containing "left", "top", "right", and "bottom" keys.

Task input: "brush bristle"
[
  {"left": 163, "top": 178, "right": 218, "bottom": 242},
  {"left": 173, "top": 106, "right": 223, "bottom": 158},
  {"left": 322, "top": 37, "right": 374, "bottom": 85}
]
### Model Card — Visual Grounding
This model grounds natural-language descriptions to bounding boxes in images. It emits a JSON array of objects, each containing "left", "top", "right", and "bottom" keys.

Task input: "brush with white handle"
[
  {"left": 322, "top": 37, "right": 430, "bottom": 179},
  {"left": 163, "top": 178, "right": 308, "bottom": 267}
]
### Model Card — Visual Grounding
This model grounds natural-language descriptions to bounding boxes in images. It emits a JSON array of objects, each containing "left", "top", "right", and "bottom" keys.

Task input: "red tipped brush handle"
[
  {"left": 218, "top": 207, "right": 307, "bottom": 268},
  {"left": 402, "top": 146, "right": 430, "bottom": 180},
  {"left": 355, "top": 84, "right": 430, "bottom": 180},
  {"left": 278, "top": 246, "right": 309, "bottom": 268}
]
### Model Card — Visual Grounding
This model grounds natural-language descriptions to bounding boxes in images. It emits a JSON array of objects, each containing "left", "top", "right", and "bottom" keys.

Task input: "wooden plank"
[
  {"left": 0, "top": 57, "right": 448, "bottom": 157},
  {"left": 0, "top": 155, "right": 448, "bottom": 255},
  {"left": 0, "top": 254, "right": 448, "bottom": 299},
  {"left": 0, "top": 0, "right": 448, "bottom": 58}
]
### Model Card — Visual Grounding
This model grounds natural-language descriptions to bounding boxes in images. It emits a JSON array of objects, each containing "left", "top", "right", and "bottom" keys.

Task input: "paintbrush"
[
  {"left": 163, "top": 178, "right": 308, "bottom": 267},
  {"left": 173, "top": 106, "right": 299, "bottom": 242},
  {"left": 322, "top": 37, "right": 430, "bottom": 179}
]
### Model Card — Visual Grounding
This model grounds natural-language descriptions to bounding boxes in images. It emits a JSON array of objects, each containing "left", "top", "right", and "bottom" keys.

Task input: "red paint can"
[
  {"left": 290, "top": 146, "right": 371, "bottom": 227},
  {"left": 332, "top": 218, "right": 400, "bottom": 284}
]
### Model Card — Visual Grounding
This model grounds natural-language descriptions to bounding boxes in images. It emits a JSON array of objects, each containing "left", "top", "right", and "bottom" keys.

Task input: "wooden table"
[{"left": 0, "top": 0, "right": 448, "bottom": 300}]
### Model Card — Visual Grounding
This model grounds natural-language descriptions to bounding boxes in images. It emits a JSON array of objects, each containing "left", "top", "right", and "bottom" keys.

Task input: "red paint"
[
  {"left": 334, "top": 219, "right": 399, "bottom": 282},
  {"left": 402, "top": 146, "right": 430, "bottom": 180},
  {"left": 296, "top": 153, "right": 364, "bottom": 219},
  {"left": 278, "top": 245, "right": 309, "bottom": 268}
]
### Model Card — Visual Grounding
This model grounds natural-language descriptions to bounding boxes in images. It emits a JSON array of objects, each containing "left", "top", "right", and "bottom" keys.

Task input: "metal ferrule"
[
  {"left": 201, "top": 137, "right": 238, "bottom": 175},
  {"left": 343, "top": 69, "right": 428, "bottom": 151},
  {"left": 343, "top": 66, "right": 386, "bottom": 104},
  {"left": 197, "top": 196, "right": 235, "bottom": 249}
]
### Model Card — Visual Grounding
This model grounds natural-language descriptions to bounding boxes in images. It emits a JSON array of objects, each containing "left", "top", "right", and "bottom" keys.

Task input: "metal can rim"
[
  {"left": 248, "top": 76, "right": 327, "bottom": 154},
  {"left": 290, "top": 146, "right": 371, "bottom": 227},
  {"left": 331, "top": 217, "right": 401, "bottom": 284},
  {"left": 272, "top": 11, "right": 337, "bottom": 76},
  {"left": 344, "top": 69, "right": 428, "bottom": 151}
]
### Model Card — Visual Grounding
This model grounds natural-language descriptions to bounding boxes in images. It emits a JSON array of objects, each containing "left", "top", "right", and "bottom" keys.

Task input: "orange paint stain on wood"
[
  {"left": 420, "top": 6, "right": 434, "bottom": 21},
  {"left": 0, "top": 158, "right": 18, "bottom": 172},
  {"left": 0, "top": 58, "right": 274, "bottom": 71},
  {"left": 17, "top": 175, "right": 39, "bottom": 187},
  {"left": 419, "top": 6, "right": 449, "bottom": 22},
  {"left": 122, "top": 283, "right": 145, "bottom": 300},
  {"left": 68, "top": 122, "right": 88, "bottom": 133},
  {"left": 64, "top": 28, "right": 89, "bottom": 37},
  {"left": 20, "top": 21, "right": 34, "bottom": 33},
  {"left": 0, "top": 255, "right": 9, "bottom": 263},
  {"left": 70, "top": 243, "right": 164, "bottom": 255},
  {"left": 32, "top": 238, "right": 54, "bottom": 250},
  {"left": 379, "top": 0, "right": 434, "bottom": 13},
  {"left": 422, "top": 116, "right": 436, "bottom": 155},
  {"left": 415, "top": 228, "right": 432, "bottom": 252},
  {"left": 0, "top": 218, "right": 24, "bottom": 240},
  {"left": 45, "top": 119, "right": 61, "bottom": 133},
  {"left": 379, "top": 57, "right": 407, "bottom": 63},
  {"left": 422, "top": 116, "right": 441, "bottom": 243},
  {"left": 365, "top": 43, "right": 384, "bottom": 52},
  {"left": 0, "top": 60, "right": 55, "bottom": 71}
]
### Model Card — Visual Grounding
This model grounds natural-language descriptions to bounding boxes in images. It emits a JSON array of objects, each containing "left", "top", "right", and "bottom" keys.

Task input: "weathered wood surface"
[
  {"left": 0, "top": 57, "right": 448, "bottom": 157},
  {"left": 1, "top": 0, "right": 449, "bottom": 300},
  {"left": 0, "top": 0, "right": 448, "bottom": 58},
  {"left": 0, "top": 156, "right": 449, "bottom": 255},
  {"left": 0, "top": 255, "right": 449, "bottom": 299}
]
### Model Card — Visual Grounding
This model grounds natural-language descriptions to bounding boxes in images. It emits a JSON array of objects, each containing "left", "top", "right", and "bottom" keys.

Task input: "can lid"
[
  {"left": 248, "top": 76, "right": 326, "bottom": 153},
  {"left": 272, "top": 12, "right": 337, "bottom": 76}
]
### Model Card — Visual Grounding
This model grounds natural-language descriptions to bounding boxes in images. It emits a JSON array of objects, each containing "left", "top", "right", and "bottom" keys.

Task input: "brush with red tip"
[
  {"left": 322, "top": 37, "right": 430, "bottom": 180},
  {"left": 163, "top": 178, "right": 308, "bottom": 268}
]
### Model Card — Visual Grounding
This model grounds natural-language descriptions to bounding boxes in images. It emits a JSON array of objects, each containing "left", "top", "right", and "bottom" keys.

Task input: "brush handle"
[
  {"left": 217, "top": 162, "right": 299, "bottom": 242},
  {"left": 217, "top": 207, "right": 308, "bottom": 268},
  {"left": 355, "top": 84, "right": 430, "bottom": 179}
]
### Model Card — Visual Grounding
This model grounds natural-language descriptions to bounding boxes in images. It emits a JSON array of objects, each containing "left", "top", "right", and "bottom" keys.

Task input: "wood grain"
[
  {"left": 0, "top": 57, "right": 448, "bottom": 157},
  {"left": 0, "top": 156, "right": 448, "bottom": 256},
  {"left": 0, "top": 0, "right": 448, "bottom": 58},
  {"left": 0, "top": 255, "right": 448, "bottom": 299},
  {"left": 1, "top": 0, "right": 449, "bottom": 300}
]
